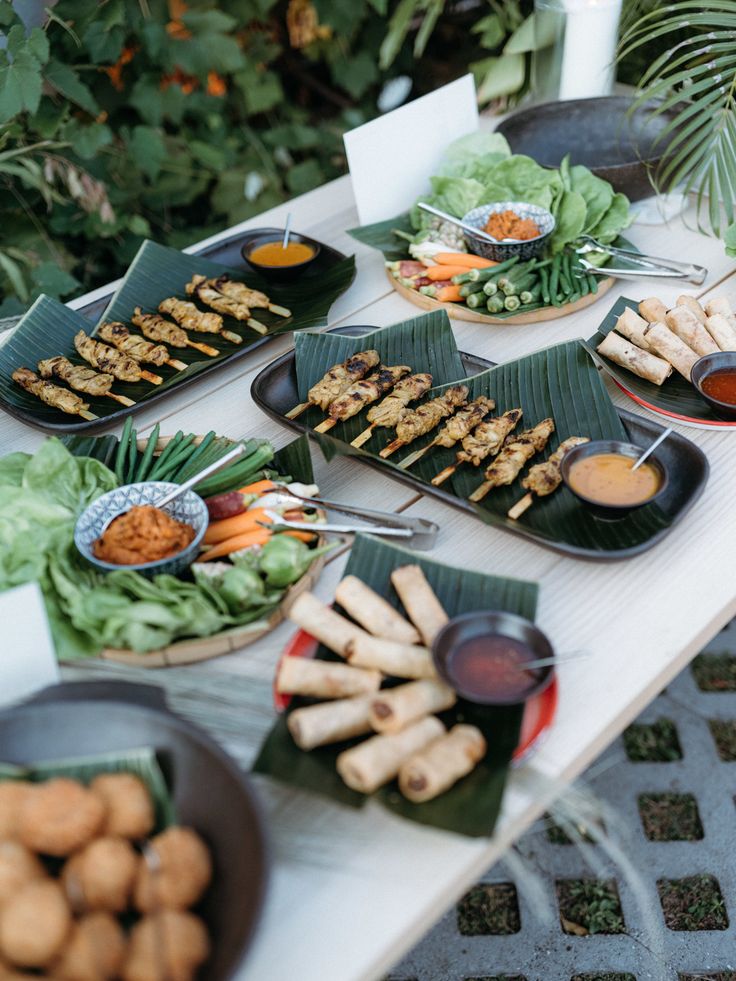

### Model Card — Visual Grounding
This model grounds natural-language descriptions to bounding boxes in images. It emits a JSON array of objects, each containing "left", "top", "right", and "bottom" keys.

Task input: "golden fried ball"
[
  {"left": 62, "top": 837, "right": 138, "bottom": 914},
  {"left": 89, "top": 775, "right": 154, "bottom": 841},
  {"left": 18, "top": 779, "right": 105, "bottom": 857},
  {"left": 52, "top": 911, "right": 126, "bottom": 981},
  {"left": 122, "top": 910, "right": 209, "bottom": 981},
  {"left": 134, "top": 827, "right": 212, "bottom": 913},
  {"left": 0, "top": 879, "right": 71, "bottom": 968},
  {"left": 0, "top": 841, "right": 46, "bottom": 906},
  {"left": 0, "top": 784, "right": 34, "bottom": 842}
]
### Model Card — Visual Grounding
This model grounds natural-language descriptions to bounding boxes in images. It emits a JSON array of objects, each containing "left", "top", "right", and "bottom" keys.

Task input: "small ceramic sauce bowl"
[
  {"left": 692, "top": 351, "right": 736, "bottom": 421},
  {"left": 560, "top": 439, "right": 668, "bottom": 521},
  {"left": 432, "top": 610, "right": 554, "bottom": 706},
  {"left": 240, "top": 229, "right": 321, "bottom": 282},
  {"left": 461, "top": 201, "right": 554, "bottom": 262}
]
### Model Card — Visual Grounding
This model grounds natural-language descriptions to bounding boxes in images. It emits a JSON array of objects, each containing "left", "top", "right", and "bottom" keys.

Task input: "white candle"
[{"left": 558, "top": 0, "right": 622, "bottom": 101}]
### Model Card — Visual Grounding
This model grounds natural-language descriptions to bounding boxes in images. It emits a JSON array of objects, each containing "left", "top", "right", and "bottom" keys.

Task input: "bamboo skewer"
[
  {"left": 166, "top": 357, "right": 188, "bottom": 371},
  {"left": 351, "top": 423, "right": 377, "bottom": 448},
  {"left": 507, "top": 436, "right": 590, "bottom": 520},
  {"left": 469, "top": 418, "right": 555, "bottom": 504},
  {"left": 431, "top": 461, "right": 459, "bottom": 486},
  {"left": 285, "top": 401, "right": 312, "bottom": 419},
  {"left": 186, "top": 338, "right": 220, "bottom": 356},
  {"left": 314, "top": 417, "right": 338, "bottom": 434},
  {"left": 432, "top": 408, "right": 523, "bottom": 487},
  {"left": 139, "top": 369, "right": 164, "bottom": 386},
  {"left": 398, "top": 440, "right": 438, "bottom": 470},
  {"left": 106, "top": 392, "right": 136, "bottom": 407},
  {"left": 507, "top": 492, "right": 535, "bottom": 520},
  {"left": 267, "top": 303, "right": 291, "bottom": 317}
]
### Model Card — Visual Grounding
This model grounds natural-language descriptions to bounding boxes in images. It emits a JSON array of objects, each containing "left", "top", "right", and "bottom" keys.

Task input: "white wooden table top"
[{"left": 3, "top": 171, "right": 736, "bottom": 981}]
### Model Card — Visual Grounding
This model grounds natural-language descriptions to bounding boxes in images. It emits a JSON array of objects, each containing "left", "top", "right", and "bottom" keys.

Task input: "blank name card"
[
  {"left": 344, "top": 74, "right": 479, "bottom": 225},
  {"left": 0, "top": 581, "right": 59, "bottom": 706}
]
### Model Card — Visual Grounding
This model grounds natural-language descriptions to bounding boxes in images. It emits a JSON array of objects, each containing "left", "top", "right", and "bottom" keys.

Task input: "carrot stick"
[
  {"left": 283, "top": 530, "right": 318, "bottom": 543},
  {"left": 435, "top": 285, "right": 464, "bottom": 302},
  {"left": 425, "top": 264, "right": 471, "bottom": 281},
  {"left": 435, "top": 253, "right": 496, "bottom": 269},
  {"left": 203, "top": 508, "right": 272, "bottom": 545},
  {"left": 237, "top": 479, "right": 277, "bottom": 495},
  {"left": 199, "top": 527, "right": 271, "bottom": 560}
]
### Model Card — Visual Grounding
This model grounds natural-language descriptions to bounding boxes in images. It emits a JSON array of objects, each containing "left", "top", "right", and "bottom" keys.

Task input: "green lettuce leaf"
[{"left": 590, "top": 192, "right": 632, "bottom": 243}]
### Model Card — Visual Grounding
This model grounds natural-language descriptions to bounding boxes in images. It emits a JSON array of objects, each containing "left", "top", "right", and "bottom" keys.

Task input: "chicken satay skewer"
[
  {"left": 158, "top": 296, "right": 243, "bottom": 344},
  {"left": 286, "top": 349, "right": 380, "bottom": 419},
  {"left": 379, "top": 385, "right": 470, "bottom": 459},
  {"left": 12, "top": 368, "right": 98, "bottom": 420},
  {"left": 132, "top": 308, "right": 219, "bottom": 357},
  {"left": 97, "top": 322, "right": 187, "bottom": 371},
  {"left": 184, "top": 276, "right": 263, "bottom": 336},
  {"left": 399, "top": 396, "right": 496, "bottom": 470},
  {"left": 314, "top": 365, "right": 411, "bottom": 434},
  {"left": 74, "top": 331, "right": 163, "bottom": 386},
  {"left": 432, "top": 408, "right": 523, "bottom": 486},
  {"left": 469, "top": 418, "right": 556, "bottom": 503},
  {"left": 37, "top": 356, "right": 135, "bottom": 407},
  {"left": 508, "top": 436, "right": 590, "bottom": 520},
  {"left": 213, "top": 274, "right": 291, "bottom": 318},
  {"left": 351, "top": 373, "right": 433, "bottom": 448}
]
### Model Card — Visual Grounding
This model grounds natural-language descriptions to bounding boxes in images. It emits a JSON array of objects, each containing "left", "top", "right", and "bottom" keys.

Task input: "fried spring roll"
[
  {"left": 369, "top": 679, "right": 456, "bottom": 734},
  {"left": 334, "top": 575, "right": 420, "bottom": 645},
  {"left": 398, "top": 724, "right": 487, "bottom": 802},
  {"left": 665, "top": 306, "right": 719, "bottom": 357},
  {"left": 597, "top": 332, "right": 672, "bottom": 385},
  {"left": 704, "top": 313, "right": 736, "bottom": 352},
  {"left": 276, "top": 657, "right": 381, "bottom": 699},
  {"left": 615, "top": 307, "right": 652, "bottom": 351},
  {"left": 639, "top": 297, "right": 668, "bottom": 323},
  {"left": 390, "top": 565, "right": 448, "bottom": 646},
  {"left": 288, "top": 591, "right": 368, "bottom": 658},
  {"left": 643, "top": 322, "right": 700, "bottom": 381},
  {"left": 287, "top": 695, "right": 374, "bottom": 750},
  {"left": 704, "top": 296, "right": 735, "bottom": 321},
  {"left": 336, "top": 716, "right": 445, "bottom": 793},
  {"left": 346, "top": 635, "right": 436, "bottom": 680},
  {"left": 677, "top": 294, "right": 707, "bottom": 325}
]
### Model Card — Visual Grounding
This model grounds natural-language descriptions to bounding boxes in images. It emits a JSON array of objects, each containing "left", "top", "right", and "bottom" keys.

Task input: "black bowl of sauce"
[
  {"left": 240, "top": 228, "right": 321, "bottom": 282},
  {"left": 431, "top": 610, "right": 555, "bottom": 706},
  {"left": 560, "top": 439, "right": 668, "bottom": 520},
  {"left": 692, "top": 352, "right": 736, "bottom": 421}
]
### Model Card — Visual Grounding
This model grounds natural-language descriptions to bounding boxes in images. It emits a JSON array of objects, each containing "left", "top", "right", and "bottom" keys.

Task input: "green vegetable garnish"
[{"left": 257, "top": 536, "right": 337, "bottom": 589}]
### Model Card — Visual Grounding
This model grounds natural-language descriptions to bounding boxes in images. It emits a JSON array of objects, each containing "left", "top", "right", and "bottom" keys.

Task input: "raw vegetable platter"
[
  {"left": 251, "top": 310, "right": 709, "bottom": 560},
  {"left": 0, "top": 234, "right": 355, "bottom": 433}
]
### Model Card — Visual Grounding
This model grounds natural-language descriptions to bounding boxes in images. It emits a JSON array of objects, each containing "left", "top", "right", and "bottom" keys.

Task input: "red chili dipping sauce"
[
  {"left": 701, "top": 367, "right": 736, "bottom": 406},
  {"left": 446, "top": 635, "right": 540, "bottom": 701}
]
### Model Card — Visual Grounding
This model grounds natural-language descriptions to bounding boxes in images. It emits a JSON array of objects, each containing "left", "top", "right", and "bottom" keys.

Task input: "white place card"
[
  {"left": 344, "top": 74, "right": 479, "bottom": 225},
  {"left": 0, "top": 582, "right": 59, "bottom": 706}
]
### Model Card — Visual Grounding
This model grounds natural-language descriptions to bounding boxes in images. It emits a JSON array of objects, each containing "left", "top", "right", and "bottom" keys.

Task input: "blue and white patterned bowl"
[
  {"left": 462, "top": 201, "right": 555, "bottom": 261},
  {"left": 74, "top": 481, "right": 209, "bottom": 577}
]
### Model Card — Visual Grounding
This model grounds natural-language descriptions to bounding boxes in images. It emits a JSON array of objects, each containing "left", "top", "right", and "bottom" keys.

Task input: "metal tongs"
[
  {"left": 576, "top": 235, "right": 707, "bottom": 285},
  {"left": 265, "top": 484, "right": 439, "bottom": 550}
]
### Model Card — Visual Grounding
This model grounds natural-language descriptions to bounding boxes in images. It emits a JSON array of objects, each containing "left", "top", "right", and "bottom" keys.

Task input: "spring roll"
[
  {"left": 643, "top": 321, "right": 700, "bottom": 381},
  {"left": 287, "top": 695, "right": 374, "bottom": 750},
  {"left": 398, "top": 724, "right": 487, "bottom": 803},
  {"left": 334, "top": 575, "right": 420, "bottom": 645},
  {"left": 596, "top": 332, "right": 672, "bottom": 385},
  {"left": 665, "top": 306, "right": 719, "bottom": 357},
  {"left": 705, "top": 313, "right": 736, "bottom": 352},
  {"left": 704, "top": 296, "right": 735, "bottom": 321},
  {"left": 369, "top": 679, "right": 456, "bottom": 734},
  {"left": 615, "top": 307, "right": 652, "bottom": 351},
  {"left": 276, "top": 657, "right": 381, "bottom": 699},
  {"left": 288, "top": 591, "right": 368, "bottom": 658},
  {"left": 346, "top": 634, "right": 436, "bottom": 680},
  {"left": 639, "top": 297, "right": 668, "bottom": 323},
  {"left": 677, "top": 294, "right": 707, "bottom": 325},
  {"left": 336, "top": 716, "right": 445, "bottom": 793},
  {"left": 390, "top": 565, "right": 448, "bottom": 646}
]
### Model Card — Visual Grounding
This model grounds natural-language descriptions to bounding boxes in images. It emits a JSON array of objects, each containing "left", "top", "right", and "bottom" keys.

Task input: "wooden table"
[{"left": 2, "top": 173, "right": 735, "bottom": 981}]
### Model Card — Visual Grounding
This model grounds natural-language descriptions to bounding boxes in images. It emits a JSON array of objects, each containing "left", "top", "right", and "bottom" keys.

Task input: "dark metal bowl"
[
  {"left": 240, "top": 228, "right": 321, "bottom": 282},
  {"left": 560, "top": 439, "right": 669, "bottom": 520},
  {"left": 496, "top": 97, "right": 681, "bottom": 202},
  {"left": 692, "top": 352, "right": 736, "bottom": 421}
]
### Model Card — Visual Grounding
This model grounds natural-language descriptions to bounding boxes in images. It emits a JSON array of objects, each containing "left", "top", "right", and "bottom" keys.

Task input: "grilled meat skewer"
[
  {"left": 400, "top": 396, "right": 496, "bottom": 469},
  {"left": 508, "top": 436, "right": 589, "bottom": 520},
  {"left": 286, "top": 349, "right": 381, "bottom": 419},
  {"left": 379, "top": 385, "right": 470, "bottom": 459},
  {"left": 13, "top": 368, "right": 97, "bottom": 420},
  {"left": 351, "top": 373, "right": 433, "bottom": 447},
  {"left": 132, "top": 308, "right": 219, "bottom": 357},
  {"left": 469, "top": 418, "right": 556, "bottom": 503},
  {"left": 314, "top": 365, "right": 412, "bottom": 434},
  {"left": 212, "top": 275, "right": 290, "bottom": 318},
  {"left": 74, "top": 331, "right": 162, "bottom": 386},
  {"left": 160, "top": 294, "right": 243, "bottom": 344},
  {"left": 432, "top": 408, "right": 522, "bottom": 486},
  {"left": 184, "top": 276, "right": 262, "bottom": 337},
  {"left": 97, "top": 322, "right": 187, "bottom": 371},
  {"left": 37, "top": 356, "right": 135, "bottom": 407}
]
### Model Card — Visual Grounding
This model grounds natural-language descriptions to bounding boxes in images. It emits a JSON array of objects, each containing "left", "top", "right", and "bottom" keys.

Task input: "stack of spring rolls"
[
  {"left": 275, "top": 566, "right": 487, "bottom": 804},
  {"left": 596, "top": 294, "right": 736, "bottom": 385}
]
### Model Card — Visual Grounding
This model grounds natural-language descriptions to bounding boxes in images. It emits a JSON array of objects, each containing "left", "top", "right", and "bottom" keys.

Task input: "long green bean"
[
  {"left": 125, "top": 427, "right": 139, "bottom": 484},
  {"left": 135, "top": 424, "right": 160, "bottom": 482},
  {"left": 549, "top": 255, "right": 561, "bottom": 300},
  {"left": 147, "top": 431, "right": 184, "bottom": 480},
  {"left": 115, "top": 416, "right": 133, "bottom": 484},
  {"left": 539, "top": 266, "right": 550, "bottom": 305}
]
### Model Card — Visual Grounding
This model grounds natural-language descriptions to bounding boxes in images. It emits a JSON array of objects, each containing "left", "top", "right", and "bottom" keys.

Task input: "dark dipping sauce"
[
  {"left": 701, "top": 367, "right": 736, "bottom": 406},
  {"left": 447, "top": 635, "right": 539, "bottom": 701}
]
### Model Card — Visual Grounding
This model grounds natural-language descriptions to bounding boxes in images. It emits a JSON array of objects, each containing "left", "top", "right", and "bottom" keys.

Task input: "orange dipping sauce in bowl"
[{"left": 247, "top": 241, "right": 315, "bottom": 268}]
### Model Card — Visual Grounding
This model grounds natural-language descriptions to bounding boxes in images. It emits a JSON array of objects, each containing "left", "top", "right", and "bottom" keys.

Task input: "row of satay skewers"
[
  {"left": 288, "top": 348, "right": 589, "bottom": 517},
  {"left": 12, "top": 275, "right": 291, "bottom": 420}
]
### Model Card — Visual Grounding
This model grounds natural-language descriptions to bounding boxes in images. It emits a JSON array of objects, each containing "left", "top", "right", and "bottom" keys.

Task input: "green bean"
[
  {"left": 125, "top": 427, "right": 139, "bottom": 484},
  {"left": 578, "top": 270, "right": 590, "bottom": 297},
  {"left": 135, "top": 424, "right": 160, "bottom": 482},
  {"left": 558, "top": 253, "right": 573, "bottom": 295},
  {"left": 148, "top": 431, "right": 184, "bottom": 480},
  {"left": 587, "top": 272, "right": 599, "bottom": 294},
  {"left": 195, "top": 444, "right": 275, "bottom": 497},
  {"left": 549, "top": 255, "right": 561, "bottom": 299},
  {"left": 467, "top": 255, "right": 519, "bottom": 282},
  {"left": 172, "top": 431, "right": 217, "bottom": 481},
  {"left": 115, "top": 416, "right": 133, "bottom": 484},
  {"left": 567, "top": 291, "right": 581, "bottom": 305},
  {"left": 153, "top": 435, "right": 198, "bottom": 481}
]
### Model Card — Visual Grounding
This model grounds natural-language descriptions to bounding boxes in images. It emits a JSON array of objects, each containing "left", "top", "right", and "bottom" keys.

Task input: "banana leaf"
[{"left": 253, "top": 533, "right": 538, "bottom": 837}]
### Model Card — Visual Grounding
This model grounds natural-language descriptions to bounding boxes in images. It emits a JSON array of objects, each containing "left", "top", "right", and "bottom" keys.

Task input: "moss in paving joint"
[
  {"left": 679, "top": 974, "right": 736, "bottom": 980},
  {"left": 692, "top": 653, "right": 736, "bottom": 691},
  {"left": 708, "top": 719, "right": 736, "bottom": 760},
  {"left": 464, "top": 976, "right": 527, "bottom": 981},
  {"left": 556, "top": 879, "right": 626, "bottom": 935},
  {"left": 571, "top": 975, "right": 637, "bottom": 981},
  {"left": 623, "top": 718, "right": 682, "bottom": 761},
  {"left": 638, "top": 792, "right": 704, "bottom": 841},
  {"left": 657, "top": 875, "right": 729, "bottom": 931},
  {"left": 457, "top": 883, "right": 521, "bottom": 936}
]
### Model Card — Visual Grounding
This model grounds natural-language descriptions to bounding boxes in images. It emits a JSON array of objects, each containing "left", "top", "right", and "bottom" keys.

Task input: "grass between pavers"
[
  {"left": 556, "top": 879, "right": 626, "bottom": 935},
  {"left": 464, "top": 976, "right": 527, "bottom": 981},
  {"left": 708, "top": 719, "right": 736, "bottom": 760},
  {"left": 657, "top": 875, "right": 729, "bottom": 931},
  {"left": 457, "top": 884, "right": 521, "bottom": 936},
  {"left": 638, "top": 793, "right": 704, "bottom": 841},
  {"left": 623, "top": 718, "right": 683, "bottom": 762},
  {"left": 571, "top": 975, "right": 637, "bottom": 981},
  {"left": 679, "top": 974, "right": 736, "bottom": 980},
  {"left": 692, "top": 653, "right": 736, "bottom": 691}
]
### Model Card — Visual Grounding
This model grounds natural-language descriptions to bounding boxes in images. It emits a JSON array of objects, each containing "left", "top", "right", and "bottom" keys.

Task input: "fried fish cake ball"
[
  {"left": 90, "top": 775, "right": 154, "bottom": 841},
  {"left": 62, "top": 836, "right": 139, "bottom": 914},
  {"left": 122, "top": 910, "right": 209, "bottom": 981},
  {"left": 0, "top": 879, "right": 71, "bottom": 968},
  {"left": 0, "top": 842, "right": 46, "bottom": 906},
  {"left": 18, "top": 779, "right": 105, "bottom": 857},
  {"left": 0, "top": 784, "right": 34, "bottom": 841},
  {"left": 52, "top": 911, "right": 126, "bottom": 981},
  {"left": 134, "top": 827, "right": 212, "bottom": 913}
]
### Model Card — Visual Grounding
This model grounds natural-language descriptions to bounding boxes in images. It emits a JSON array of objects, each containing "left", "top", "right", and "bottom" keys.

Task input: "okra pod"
[
  {"left": 466, "top": 292, "right": 487, "bottom": 309},
  {"left": 467, "top": 256, "right": 519, "bottom": 282},
  {"left": 504, "top": 295, "right": 521, "bottom": 311},
  {"left": 487, "top": 294, "right": 505, "bottom": 314},
  {"left": 539, "top": 266, "right": 550, "bottom": 305},
  {"left": 482, "top": 280, "right": 499, "bottom": 296},
  {"left": 459, "top": 281, "right": 486, "bottom": 297},
  {"left": 549, "top": 255, "right": 561, "bottom": 299}
]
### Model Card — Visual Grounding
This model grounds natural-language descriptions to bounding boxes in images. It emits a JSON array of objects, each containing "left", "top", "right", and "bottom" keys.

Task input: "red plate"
[
  {"left": 273, "top": 628, "right": 558, "bottom": 765},
  {"left": 613, "top": 379, "right": 736, "bottom": 431}
]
